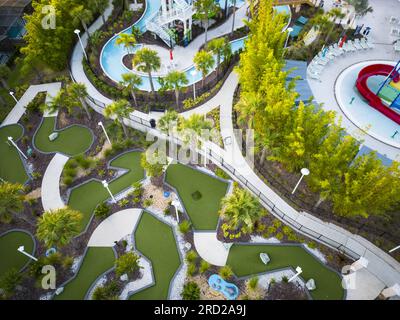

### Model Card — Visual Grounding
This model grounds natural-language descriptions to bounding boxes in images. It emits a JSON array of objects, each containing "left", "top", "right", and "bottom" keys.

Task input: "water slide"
[{"left": 355, "top": 64, "right": 400, "bottom": 125}]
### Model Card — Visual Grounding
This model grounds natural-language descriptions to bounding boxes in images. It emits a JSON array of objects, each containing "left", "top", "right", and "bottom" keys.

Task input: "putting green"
[
  {"left": 68, "top": 151, "right": 144, "bottom": 232},
  {"left": 54, "top": 247, "right": 116, "bottom": 300},
  {"left": 165, "top": 164, "right": 228, "bottom": 230},
  {"left": 130, "top": 212, "right": 181, "bottom": 300},
  {"left": 33, "top": 117, "right": 93, "bottom": 156},
  {"left": 227, "top": 244, "right": 345, "bottom": 300},
  {"left": 0, "top": 124, "right": 29, "bottom": 184},
  {"left": 0, "top": 230, "right": 35, "bottom": 276}
]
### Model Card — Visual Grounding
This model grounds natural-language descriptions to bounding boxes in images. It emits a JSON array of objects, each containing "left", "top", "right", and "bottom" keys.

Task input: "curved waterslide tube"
[{"left": 356, "top": 64, "right": 400, "bottom": 125}]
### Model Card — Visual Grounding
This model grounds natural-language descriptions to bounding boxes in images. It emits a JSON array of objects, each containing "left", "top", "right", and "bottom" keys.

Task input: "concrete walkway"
[
  {"left": 88, "top": 208, "right": 142, "bottom": 247},
  {"left": 41, "top": 153, "right": 69, "bottom": 211},
  {"left": 1, "top": 82, "right": 61, "bottom": 127},
  {"left": 193, "top": 232, "right": 230, "bottom": 266}
]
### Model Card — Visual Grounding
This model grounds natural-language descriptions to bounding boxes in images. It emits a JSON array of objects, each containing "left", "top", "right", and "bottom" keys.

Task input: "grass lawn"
[
  {"left": 227, "top": 244, "right": 345, "bottom": 300},
  {"left": 0, "top": 231, "right": 34, "bottom": 276},
  {"left": 0, "top": 124, "right": 29, "bottom": 184},
  {"left": 55, "top": 247, "right": 115, "bottom": 300},
  {"left": 165, "top": 163, "right": 228, "bottom": 230},
  {"left": 130, "top": 212, "right": 181, "bottom": 300},
  {"left": 68, "top": 151, "right": 144, "bottom": 232},
  {"left": 33, "top": 117, "right": 93, "bottom": 156}
]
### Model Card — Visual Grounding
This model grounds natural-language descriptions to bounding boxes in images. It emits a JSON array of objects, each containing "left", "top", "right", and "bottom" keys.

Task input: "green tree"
[
  {"left": 104, "top": 99, "right": 133, "bottom": 138},
  {"left": 92, "top": 280, "right": 120, "bottom": 300},
  {"left": 194, "top": 0, "right": 219, "bottom": 45},
  {"left": 325, "top": 8, "right": 346, "bottom": 43},
  {"left": 132, "top": 48, "right": 161, "bottom": 95},
  {"left": 71, "top": 5, "right": 93, "bottom": 38},
  {"left": 140, "top": 150, "right": 164, "bottom": 178},
  {"left": 90, "top": 0, "right": 109, "bottom": 24},
  {"left": 207, "top": 37, "right": 231, "bottom": 78},
  {"left": 0, "top": 64, "right": 10, "bottom": 89},
  {"left": 193, "top": 50, "right": 214, "bottom": 87},
  {"left": 158, "top": 110, "right": 180, "bottom": 133},
  {"left": 115, "top": 252, "right": 141, "bottom": 277},
  {"left": 0, "top": 182, "right": 25, "bottom": 224},
  {"left": 119, "top": 73, "right": 142, "bottom": 107},
  {"left": 68, "top": 82, "right": 91, "bottom": 119},
  {"left": 231, "top": 0, "right": 237, "bottom": 35},
  {"left": 116, "top": 33, "right": 137, "bottom": 54},
  {"left": 160, "top": 70, "right": 188, "bottom": 109},
  {"left": 220, "top": 187, "right": 263, "bottom": 231},
  {"left": 178, "top": 113, "right": 213, "bottom": 138},
  {"left": 0, "top": 268, "right": 23, "bottom": 299},
  {"left": 347, "top": 0, "right": 373, "bottom": 17},
  {"left": 309, "top": 13, "right": 332, "bottom": 43},
  {"left": 36, "top": 207, "right": 83, "bottom": 248},
  {"left": 182, "top": 281, "right": 200, "bottom": 300}
]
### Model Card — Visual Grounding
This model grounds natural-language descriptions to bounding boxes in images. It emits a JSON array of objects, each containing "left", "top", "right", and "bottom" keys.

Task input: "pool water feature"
[
  {"left": 208, "top": 274, "right": 239, "bottom": 300},
  {"left": 100, "top": 1, "right": 290, "bottom": 91}
]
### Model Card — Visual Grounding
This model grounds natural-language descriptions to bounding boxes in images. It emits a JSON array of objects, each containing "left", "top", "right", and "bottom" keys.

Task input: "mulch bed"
[{"left": 265, "top": 281, "right": 309, "bottom": 300}]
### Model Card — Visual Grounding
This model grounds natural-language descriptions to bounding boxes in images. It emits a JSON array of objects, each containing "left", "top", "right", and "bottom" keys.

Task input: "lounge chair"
[
  {"left": 309, "top": 63, "right": 324, "bottom": 72},
  {"left": 361, "top": 38, "right": 375, "bottom": 49},
  {"left": 333, "top": 43, "right": 345, "bottom": 54},
  {"left": 308, "top": 71, "right": 322, "bottom": 82},
  {"left": 394, "top": 41, "right": 400, "bottom": 52},
  {"left": 391, "top": 27, "right": 400, "bottom": 36},
  {"left": 350, "top": 39, "right": 363, "bottom": 50},
  {"left": 355, "top": 38, "right": 369, "bottom": 49}
]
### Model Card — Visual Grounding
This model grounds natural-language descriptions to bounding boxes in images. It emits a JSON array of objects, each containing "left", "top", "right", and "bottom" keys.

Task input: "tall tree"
[
  {"left": 71, "top": 5, "right": 93, "bottom": 38},
  {"left": 140, "top": 151, "right": 165, "bottom": 178},
  {"left": 231, "top": 0, "right": 237, "bottom": 35},
  {"left": 132, "top": 48, "right": 161, "bottom": 96},
  {"left": 68, "top": 82, "right": 91, "bottom": 119},
  {"left": 36, "top": 207, "right": 83, "bottom": 248},
  {"left": 160, "top": 70, "right": 188, "bottom": 109},
  {"left": 325, "top": 8, "right": 346, "bottom": 43},
  {"left": 207, "top": 37, "right": 231, "bottom": 78},
  {"left": 158, "top": 110, "right": 180, "bottom": 133},
  {"left": 347, "top": 0, "right": 373, "bottom": 17},
  {"left": 119, "top": 72, "right": 142, "bottom": 107},
  {"left": 104, "top": 99, "right": 133, "bottom": 138},
  {"left": 193, "top": 50, "right": 214, "bottom": 87},
  {"left": 0, "top": 182, "right": 25, "bottom": 224},
  {"left": 194, "top": 0, "right": 219, "bottom": 45},
  {"left": 116, "top": 33, "right": 137, "bottom": 54}
]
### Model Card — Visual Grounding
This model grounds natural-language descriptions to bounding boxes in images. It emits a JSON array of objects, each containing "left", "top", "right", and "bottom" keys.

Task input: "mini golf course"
[
  {"left": 130, "top": 212, "right": 181, "bottom": 300},
  {"left": 67, "top": 151, "right": 144, "bottom": 232},
  {"left": 55, "top": 247, "right": 116, "bottom": 300},
  {"left": 165, "top": 164, "right": 229, "bottom": 230},
  {"left": 33, "top": 117, "right": 93, "bottom": 156},
  {"left": 227, "top": 244, "right": 345, "bottom": 300},
  {"left": 0, "top": 124, "right": 29, "bottom": 184},
  {"left": 0, "top": 230, "right": 35, "bottom": 276}
]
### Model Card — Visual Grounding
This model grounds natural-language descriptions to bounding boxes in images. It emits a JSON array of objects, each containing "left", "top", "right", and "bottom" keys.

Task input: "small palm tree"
[
  {"left": 194, "top": 0, "right": 219, "bottom": 45},
  {"left": 231, "top": 0, "right": 237, "bottom": 35},
  {"left": 68, "top": 82, "right": 91, "bottom": 119},
  {"left": 325, "top": 8, "right": 346, "bottom": 42},
  {"left": 132, "top": 48, "right": 161, "bottom": 96},
  {"left": 0, "top": 182, "right": 25, "bottom": 224},
  {"left": 71, "top": 5, "right": 93, "bottom": 38},
  {"left": 104, "top": 99, "right": 133, "bottom": 138},
  {"left": 220, "top": 188, "right": 263, "bottom": 231},
  {"left": 36, "top": 207, "right": 83, "bottom": 248},
  {"left": 161, "top": 70, "right": 188, "bottom": 109},
  {"left": 158, "top": 110, "right": 179, "bottom": 133},
  {"left": 193, "top": 50, "right": 215, "bottom": 88},
  {"left": 207, "top": 37, "right": 231, "bottom": 78},
  {"left": 119, "top": 73, "right": 142, "bottom": 107},
  {"left": 116, "top": 33, "right": 137, "bottom": 54}
]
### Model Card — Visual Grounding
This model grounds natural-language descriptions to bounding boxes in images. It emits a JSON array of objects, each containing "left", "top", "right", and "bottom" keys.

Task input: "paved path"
[
  {"left": 41, "top": 153, "right": 69, "bottom": 211},
  {"left": 88, "top": 208, "right": 142, "bottom": 247},
  {"left": 193, "top": 232, "right": 230, "bottom": 266},
  {"left": 1, "top": 82, "right": 61, "bottom": 126}
]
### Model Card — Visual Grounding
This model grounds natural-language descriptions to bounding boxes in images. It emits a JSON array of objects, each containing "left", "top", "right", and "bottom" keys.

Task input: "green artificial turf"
[
  {"left": 55, "top": 247, "right": 115, "bottom": 300},
  {"left": 33, "top": 117, "right": 93, "bottom": 156},
  {"left": 68, "top": 151, "right": 144, "bottom": 232},
  {"left": 227, "top": 244, "right": 345, "bottom": 300},
  {"left": 0, "top": 231, "right": 34, "bottom": 276},
  {"left": 0, "top": 124, "right": 29, "bottom": 184},
  {"left": 130, "top": 212, "right": 181, "bottom": 300},
  {"left": 165, "top": 163, "right": 228, "bottom": 230}
]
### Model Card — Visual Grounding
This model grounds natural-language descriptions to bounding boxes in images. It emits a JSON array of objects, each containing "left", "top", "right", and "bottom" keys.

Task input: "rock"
[
  {"left": 55, "top": 287, "right": 64, "bottom": 295},
  {"left": 260, "top": 253, "right": 270, "bottom": 265},
  {"left": 48, "top": 132, "right": 59, "bottom": 141},
  {"left": 306, "top": 279, "right": 316, "bottom": 291},
  {"left": 184, "top": 242, "right": 192, "bottom": 251},
  {"left": 120, "top": 274, "right": 129, "bottom": 282}
]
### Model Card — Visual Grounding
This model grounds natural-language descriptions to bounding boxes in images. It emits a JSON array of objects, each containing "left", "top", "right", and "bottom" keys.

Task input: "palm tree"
[
  {"left": 162, "top": 70, "right": 188, "bottom": 109},
  {"left": 347, "top": 0, "right": 373, "bottom": 17},
  {"left": 104, "top": 99, "right": 133, "bottom": 138},
  {"left": 158, "top": 110, "right": 179, "bottom": 133},
  {"left": 310, "top": 13, "right": 331, "bottom": 44},
  {"left": 325, "top": 8, "right": 346, "bottom": 43},
  {"left": 231, "top": 0, "right": 237, "bottom": 35},
  {"left": 68, "top": 83, "right": 91, "bottom": 119},
  {"left": 220, "top": 188, "right": 263, "bottom": 231},
  {"left": 116, "top": 33, "right": 137, "bottom": 54},
  {"left": 194, "top": 0, "right": 219, "bottom": 45},
  {"left": 119, "top": 73, "right": 142, "bottom": 107},
  {"left": 0, "top": 64, "right": 10, "bottom": 89},
  {"left": 0, "top": 182, "right": 25, "bottom": 224},
  {"left": 132, "top": 48, "right": 161, "bottom": 96},
  {"left": 71, "top": 5, "right": 93, "bottom": 38},
  {"left": 36, "top": 207, "right": 83, "bottom": 248},
  {"left": 207, "top": 37, "right": 231, "bottom": 78},
  {"left": 235, "top": 92, "right": 264, "bottom": 129},
  {"left": 89, "top": 30, "right": 103, "bottom": 53},
  {"left": 193, "top": 50, "right": 215, "bottom": 88},
  {"left": 90, "top": 0, "right": 109, "bottom": 24}
]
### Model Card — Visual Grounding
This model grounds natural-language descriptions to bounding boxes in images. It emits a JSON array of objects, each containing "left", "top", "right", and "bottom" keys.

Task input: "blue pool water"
[
  {"left": 100, "top": 1, "right": 290, "bottom": 91},
  {"left": 208, "top": 274, "right": 239, "bottom": 300}
]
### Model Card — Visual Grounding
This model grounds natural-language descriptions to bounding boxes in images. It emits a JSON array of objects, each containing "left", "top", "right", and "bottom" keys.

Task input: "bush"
[
  {"left": 182, "top": 281, "right": 200, "bottom": 300},
  {"left": 307, "top": 241, "right": 317, "bottom": 249},
  {"left": 178, "top": 220, "right": 191, "bottom": 234},
  {"left": 26, "top": 92, "right": 46, "bottom": 114},
  {"left": 115, "top": 252, "right": 141, "bottom": 277},
  {"left": 248, "top": 277, "right": 259, "bottom": 290},
  {"left": 282, "top": 276, "right": 289, "bottom": 283},
  {"left": 215, "top": 167, "right": 230, "bottom": 180},
  {"left": 191, "top": 190, "right": 202, "bottom": 200},
  {"left": 94, "top": 202, "right": 110, "bottom": 219},
  {"left": 92, "top": 280, "right": 120, "bottom": 300},
  {"left": 118, "top": 198, "right": 130, "bottom": 207},
  {"left": 186, "top": 250, "right": 198, "bottom": 263},
  {"left": 219, "top": 265, "right": 233, "bottom": 280},
  {"left": 199, "top": 260, "right": 210, "bottom": 273},
  {"left": 0, "top": 268, "right": 23, "bottom": 298},
  {"left": 187, "top": 263, "right": 197, "bottom": 277},
  {"left": 143, "top": 198, "right": 153, "bottom": 208}
]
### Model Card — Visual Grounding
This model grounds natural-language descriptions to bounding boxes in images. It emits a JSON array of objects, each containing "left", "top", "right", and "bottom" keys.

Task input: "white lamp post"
[
  {"left": 17, "top": 246, "right": 38, "bottom": 261},
  {"left": 171, "top": 200, "right": 180, "bottom": 223},
  {"left": 288, "top": 266, "right": 303, "bottom": 282},
  {"left": 98, "top": 121, "right": 112, "bottom": 145},
  {"left": 190, "top": 69, "right": 197, "bottom": 100},
  {"left": 292, "top": 167, "right": 310, "bottom": 194},
  {"left": 102, "top": 180, "right": 116, "bottom": 203},
  {"left": 283, "top": 27, "right": 294, "bottom": 57},
  {"left": 8, "top": 136, "right": 27, "bottom": 159},
  {"left": 389, "top": 245, "right": 400, "bottom": 253},
  {"left": 74, "top": 29, "right": 88, "bottom": 61},
  {"left": 9, "top": 91, "right": 18, "bottom": 103}
]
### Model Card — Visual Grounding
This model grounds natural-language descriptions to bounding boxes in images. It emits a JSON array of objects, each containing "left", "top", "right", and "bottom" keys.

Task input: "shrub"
[
  {"left": 273, "top": 219, "right": 282, "bottom": 228},
  {"left": 118, "top": 198, "right": 130, "bottom": 207},
  {"left": 143, "top": 198, "right": 153, "bottom": 208},
  {"left": 191, "top": 190, "right": 202, "bottom": 200},
  {"left": 215, "top": 167, "right": 230, "bottom": 180},
  {"left": 178, "top": 220, "right": 191, "bottom": 234},
  {"left": 248, "top": 277, "right": 259, "bottom": 290},
  {"left": 92, "top": 280, "right": 120, "bottom": 300},
  {"left": 187, "top": 263, "right": 197, "bottom": 277},
  {"left": 0, "top": 268, "right": 23, "bottom": 298},
  {"left": 307, "top": 241, "right": 317, "bottom": 249},
  {"left": 186, "top": 250, "right": 198, "bottom": 263},
  {"left": 275, "top": 232, "right": 284, "bottom": 241},
  {"left": 115, "top": 252, "right": 141, "bottom": 277},
  {"left": 63, "top": 176, "right": 73, "bottom": 186},
  {"left": 94, "top": 202, "right": 110, "bottom": 219},
  {"left": 181, "top": 281, "right": 200, "bottom": 300},
  {"left": 199, "top": 260, "right": 210, "bottom": 273},
  {"left": 219, "top": 265, "right": 233, "bottom": 280}
]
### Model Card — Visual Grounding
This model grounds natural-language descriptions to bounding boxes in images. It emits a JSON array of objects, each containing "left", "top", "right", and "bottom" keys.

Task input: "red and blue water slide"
[{"left": 356, "top": 63, "right": 400, "bottom": 125}]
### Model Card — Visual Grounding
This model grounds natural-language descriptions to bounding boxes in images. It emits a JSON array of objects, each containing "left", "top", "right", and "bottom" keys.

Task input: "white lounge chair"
[
  {"left": 329, "top": 45, "right": 343, "bottom": 56},
  {"left": 308, "top": 71, "right": 322, "bottom": 82},
  {"left": 333, "top": 43, "right": 345, "bottom": 54},
  {"left": 314, "top": 57, "right": 329, "bottom": 66},
  {"left": 350, "top": 39, "right": 363, "bottom": 50},
  {"left": 394, "top": 41, "right": 400, "bottom": 52},
  {"left": 344, "top": 41, "right": 357, "bottom": 52},
  {"left": 391, "top": 27, "right": 400, "bottom": 36},
  {"left": 361, "top": 38, "right": 375, "bottom": 49},
  {"left": 354, "top": 38, "right": 368, "bottom": 49},
  {"left": 309, "top": 63, "right": 324, "bottom": 72},
  {"left": 390, "top": 16, "right": 399, "bottom": 25}
]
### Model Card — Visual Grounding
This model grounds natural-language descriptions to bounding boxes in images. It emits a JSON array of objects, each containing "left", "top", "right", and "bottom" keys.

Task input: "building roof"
[
  {"left": 356, "top": 145, "right": 393, "bottom": 167},
  {"left": 284, "top": 59, "right": 315, "bottom": 103},
  {"left": 0, "top": 0, "right": 30, "bottom": 35}
]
